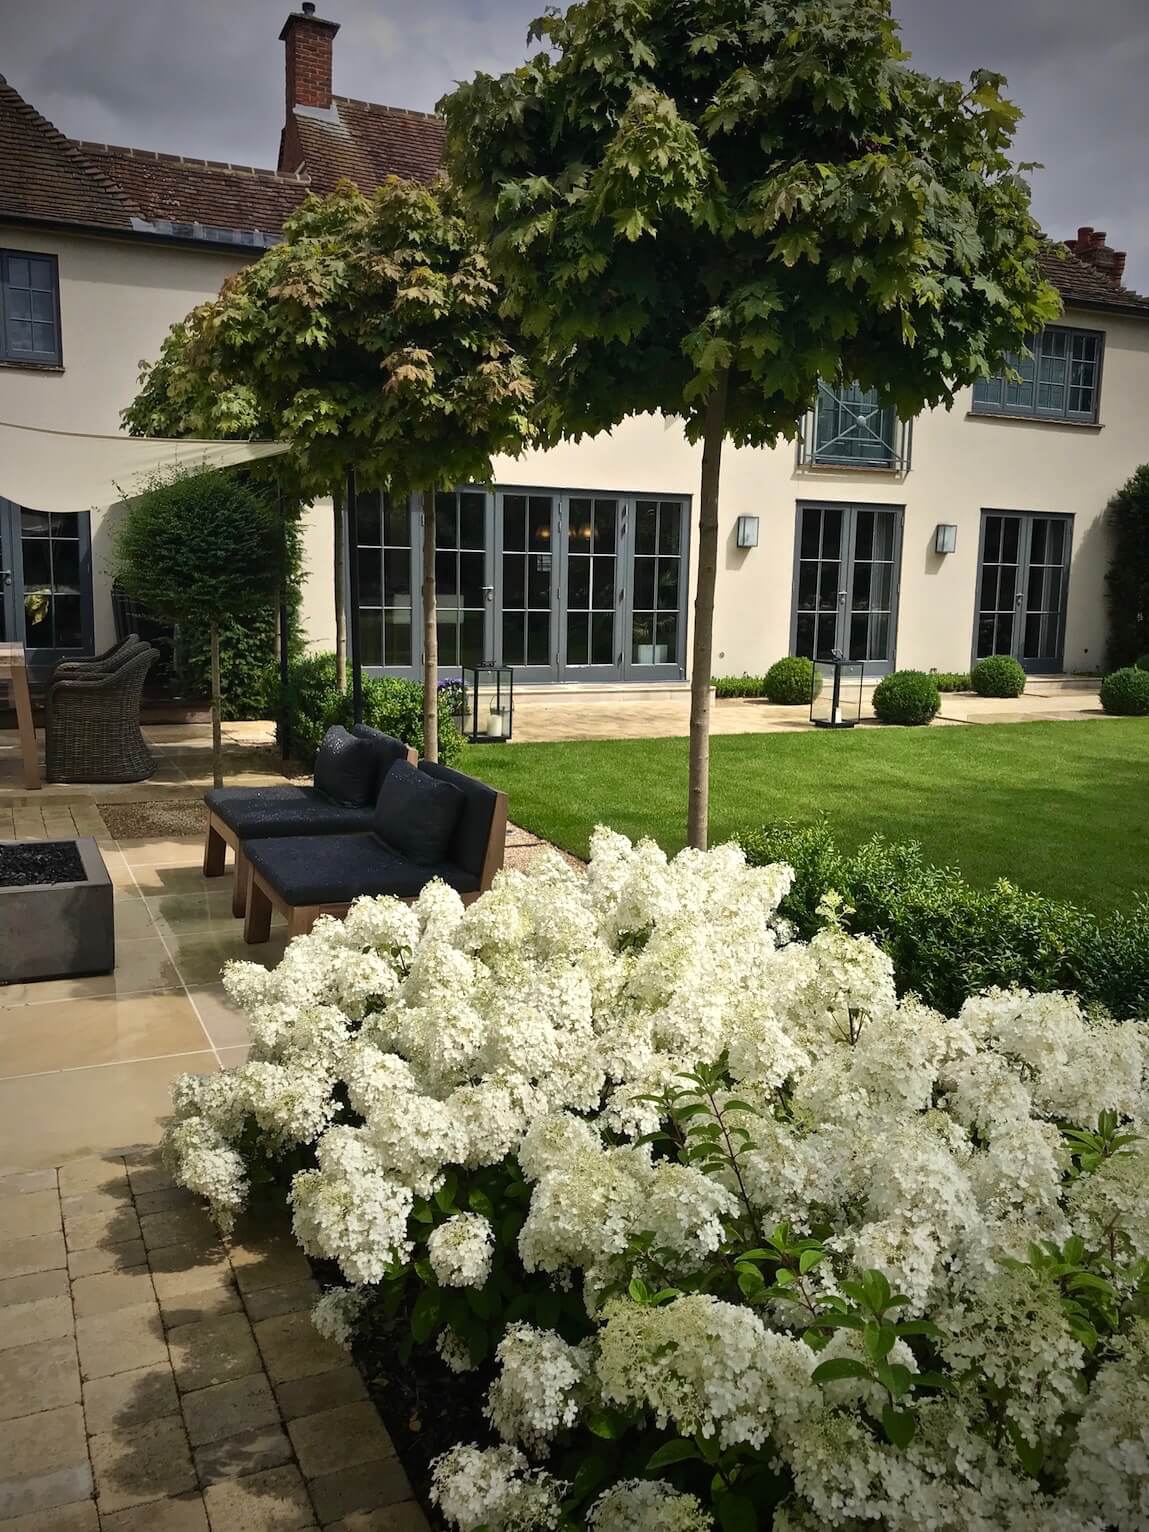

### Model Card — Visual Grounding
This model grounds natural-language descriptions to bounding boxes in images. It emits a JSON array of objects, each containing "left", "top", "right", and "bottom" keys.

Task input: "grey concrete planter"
[{"left": 0, "top": 838, "right": 115, "bottom": 984}]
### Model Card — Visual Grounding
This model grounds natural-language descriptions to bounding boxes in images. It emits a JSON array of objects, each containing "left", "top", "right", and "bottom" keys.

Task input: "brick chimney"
[
  {"left": 278, "top": 5, "right": 339, "bottom": 173},
  {"left": 1066, "top": 225, "right": 1129, "bottom": 287}
]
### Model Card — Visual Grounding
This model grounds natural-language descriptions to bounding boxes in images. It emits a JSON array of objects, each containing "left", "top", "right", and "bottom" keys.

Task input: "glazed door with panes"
[
  {"left": 495, "top": 491, "right": 558, "bottom": 681},
  {"left": 435, "top": 489, "right": 494, "bottom": 672},
  {"left": 560, "top": 495, "right": 623, "bottom": 680},
  {"left": 975, "top": 512, "right": 1071, "bottom": 672},
  {"left": 793, "top": 503, "right": 902, "bottom": 675},
  {"left": 354, "top": 489, "right": 417, "bottom": 675},
  {"left": 627, "top": 497, "right": 686, "bottom": 678},
  {"left": 0, "top": 500, "right": 91, "bottom": 678}
]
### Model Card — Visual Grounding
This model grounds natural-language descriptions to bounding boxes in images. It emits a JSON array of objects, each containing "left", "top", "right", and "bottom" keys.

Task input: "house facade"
[{"left": 2, "top": 8, "right": 1147, "bottom": 686}]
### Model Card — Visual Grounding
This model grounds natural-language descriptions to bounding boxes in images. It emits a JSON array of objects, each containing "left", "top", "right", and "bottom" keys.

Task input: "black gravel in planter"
[{"left": 0, "top": 841, "right": 86, "bottom": 888}]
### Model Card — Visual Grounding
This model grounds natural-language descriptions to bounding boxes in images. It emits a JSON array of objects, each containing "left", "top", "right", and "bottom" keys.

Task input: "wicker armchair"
[
  {"left": 48, "top": 634, "right": 142, "bottom": 684},
  {"left": 45, "top": 645, "right": 158, "bottom": 784}
]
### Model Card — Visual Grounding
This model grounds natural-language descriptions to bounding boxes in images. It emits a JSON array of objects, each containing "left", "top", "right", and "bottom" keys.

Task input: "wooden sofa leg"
[
  {"left": 286, "top": 906, "right": 319, "bottom": 941},
  {"left": 244, "top": 876, "right": 274, "bottom": 945},
  {"left": 203, "top": 819, "right": 227, "bottom": 878},
  {"left": 232, "top": 848, "right": 250, "bottom": 918}
]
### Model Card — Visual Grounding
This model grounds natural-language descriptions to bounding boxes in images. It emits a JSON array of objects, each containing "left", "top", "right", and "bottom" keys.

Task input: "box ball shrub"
[
  {"left": 1101, "top": 666, "right": 1149, "bottom": 716},
  {"left": 872, "top": 668, "right": 940, "bottom": 725},
  {"left": 971, "top": 653, "right": 1026, "bottom": 697},
  {"left": 764, "top": 655, "right": 820, "bottom": 704}
]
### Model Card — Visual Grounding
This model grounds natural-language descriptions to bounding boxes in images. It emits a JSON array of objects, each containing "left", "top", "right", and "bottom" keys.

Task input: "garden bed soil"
[
  {"left": 97, "top": 798, "right": 209, "bottom": 840},
  {"left": 0, "top": 840, "right": 85, "bottom": 887}
]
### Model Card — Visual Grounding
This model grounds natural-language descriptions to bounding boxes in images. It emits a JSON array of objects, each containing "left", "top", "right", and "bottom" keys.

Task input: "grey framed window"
[
  {"left": 0, "top": 251, "right": 61, "bottom": 366},
  {"left": 972, "top": 325, "right": 1102, "bottom": 423},
  {"left": 435, "top": 489, "right": 490, "bottom": 669},
  {"left": 791, "top": 502, "right": 903, "bottom": 675},
  {"left": 974, "top": 511, "right": 1072, "bottom": 672},
  {"left": 0, "top": 500, "right": 93, "bottom": 677},
  {"left": 500, "top": 493, "right": 555, "bottom": 670},
  {"left": 798, "top": 382, "right": 911, "bottom": 471},
  {"left": 631, "top": 498, "right": 683, "bottom": 666},
  {"left": 355, "top": 490, "right": 414, "bottom": 668},
  {"left": 564, "top": 497, "right": 619, "bottom": 670}
]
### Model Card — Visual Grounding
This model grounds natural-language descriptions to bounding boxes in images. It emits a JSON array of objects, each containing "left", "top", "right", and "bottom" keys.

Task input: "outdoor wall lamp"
[
  {"left": 735, "top": 515, "right": 760, "bottom": 549},
  {"left": 934, "top": 523, "right": 958, "bottom": 555}
]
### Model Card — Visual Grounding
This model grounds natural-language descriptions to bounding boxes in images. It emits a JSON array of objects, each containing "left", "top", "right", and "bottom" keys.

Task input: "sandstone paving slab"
[
  {"left": 67, "top": 1237, "right": 147, "bottom": 1280},
  {"left": 241, "top": 1279, "right": 319, "bottom": 1324},
  {"left": 0, "top": 1405, "right": 91, "bottom": 1519},
  {"left": 0, "top": 1499, "right": 99, "bottom": 1531},
  {"left": 202, "top": 1463, "right": 316, "bottom": 1531},
  {"left": 99, "top": 1492, "right": 210, "bottom": 1531},
  {"left": 308, "top": 1459, "right": 412, "bottom": 1528},
  {"left": 82, "top": 1361, "right": 180, "bottom": 1434},
  {"left": 0, "top": 1292, "right": 73, "bottom": 1352},
  {"left": 0, "top": 1170, "right": 57, "bottom": 1199},
  {"left": 181, "top": 1374, "right": 280, "bottom": 1448},
  {"left": 75, "top": 1302, "right": 168, "bottom": 1380},
  {"left": 194, "top": 1423, "right": 294, "bottom": 1486},
  {"left": 0, "top": 1234, "right": 66, "bottom": 1282},
  {"left": 0, "top": 1334, "right": 80, "bottom": 1419},
  {"left": 254, "top": 1312, "right": 347, "bottom": 1385},
  {"left": 324, "top": 1506, "right": 430, "bottom": 1532},
  {"left": 168, "top": 1311, "right": 263, "bottom": 1393},
  {"left": 0, "top": 1191, "right": 62, "bottom": 1242},
  {"left": 89, "top": 1415, "right": 197, "bottom": 1513},
  {"left": 141, "top": 1206, "right": 221, "bottom": 1253},
  {"left": 70, "top": 1266, "right": 154, "bottom": 1318},
  {"left": 63, "top": 1207, "right": 142, "bottom": 1254},
  {"left": 0, "top": 1268, "right": 69, "bottom": 1307},
  {"left": 287, "top": 1402, "right": 395, "bottom": 1480},
  {"left": 57, "top": 1158, "right": 129, "bottom": 1199},
  {"left": 272, "top": 1366, "right": 367, "bottom": 1423},
  {"left": 135, "top": 1187, "right": 196, "bottom": 1217},
  {"left": 157, "top": 1279, "right": 244, "bottom": 1330}
]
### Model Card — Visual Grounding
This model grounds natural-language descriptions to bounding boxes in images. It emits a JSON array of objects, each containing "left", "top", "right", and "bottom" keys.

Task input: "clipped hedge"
[
  {"left": 277, "top": 652, "right": 464, "bottom": 765},
  {"left": 764, "top": 654, "right": 820, "bottom": 704},
  {"left": 1101, "top": 666, "right": 1149, "bottom": 716},
  {"left": 872, "top": 668, "right": 940, "bottom": 725},
  {"left": 971, "top": 653, "right": 1026, "bottom": 698},
  {"left": 712, "top": 673, "right": 768, "bottom": 698},
  {"left": 931, "top": 671, "right": 971, "bottom": 692},
  {"left": 740, "top": 818, "right": 1149, "bottom": 1019}
]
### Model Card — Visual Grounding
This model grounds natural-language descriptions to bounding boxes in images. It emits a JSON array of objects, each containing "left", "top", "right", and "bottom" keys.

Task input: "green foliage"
[
  {"left": 971, "top": 654, "right": 1026, "bottom": 698},
  {"left": 712, "top": 674, "right": 767, "bottom": 699},
  {"left": 111, "top": 469, "right": 284, "bottom": 627},
  {"left": 1101, "top": 666, "right": 1149, "bottom": 717},
  {"left": 739, "top": 819, "right": 1149, "bottom": 1019},
  {"left": 1137, "top": 655, "right": 1149, "bottom": 673},
  {"left": 1105, "top": 465, "right": 1149, "bottom": 669},
  {"left": 931, "top": 671, "right": 972, "bottom": 692},
  {"left": 872, "top": 669, "right": 941, "bottom": 725},
  {"left": 439, "top": 0, "right": 1059, "bottom": 450},
  {"left": 764, "top": 656, "right": 820, "bottom": 706},
  {"left": 123, "top": 180, "right": 535, "bottom": 501},
  {"left": 278, "top": 652, "right": 464, "bottom": 765}
]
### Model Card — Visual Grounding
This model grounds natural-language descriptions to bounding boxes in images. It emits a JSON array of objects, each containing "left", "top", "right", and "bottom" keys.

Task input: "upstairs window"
[
  {"left": 799, "top": 381, "right": 911, "bottom": 471},
  {"left": 972, "top": 325, "right": 1102, "bottom": 424},
  {"left": 0, "top": 251, "right": 61, "bottom": 366}
]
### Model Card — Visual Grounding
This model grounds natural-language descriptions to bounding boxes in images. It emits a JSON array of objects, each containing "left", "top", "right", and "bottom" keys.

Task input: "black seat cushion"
[
  {"left": 205, "top": 786, "right": 373, "bottom": 839},
  {"left": 313, "top": 726, "right": 378, "bottom": 808},
  {"left": 247, "top": 833, "right": 479, "bottom": 906},
  {"left": 418, "top": 760, "right": 500, "bottom": 879},
  {"left": 373, "top": 759, "right": 464, "bottom": 865},
  {"left": 351, "top": 724, "right": 411, "bottom": 789}
]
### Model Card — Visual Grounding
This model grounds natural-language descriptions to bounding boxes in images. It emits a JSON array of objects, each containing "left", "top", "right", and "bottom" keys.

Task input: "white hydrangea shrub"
[{"left": 161, "top": 833, "right": 1149, "bottom": 1530}]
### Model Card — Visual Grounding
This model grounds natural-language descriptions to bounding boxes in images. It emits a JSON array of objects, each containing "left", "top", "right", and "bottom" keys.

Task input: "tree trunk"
[
  {"left": 687, "top": 366, "right": 730, "bottom": 851},
  {"left": 421, "top": 489, "right": 438, "bottom": 763},
  {"left": 209, "top": 620, "right": 223, "bottom": 790},
  {"left": 333, "top": 487, "right": 347, "bottom": 693}
]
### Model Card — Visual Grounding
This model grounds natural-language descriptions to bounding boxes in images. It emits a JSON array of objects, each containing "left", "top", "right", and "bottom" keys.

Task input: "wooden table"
[{"left": 0, "top": 642, "right": 41, "bottom": 790}]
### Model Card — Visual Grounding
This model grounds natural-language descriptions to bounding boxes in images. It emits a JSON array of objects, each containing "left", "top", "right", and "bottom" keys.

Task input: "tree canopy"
[{"left": 123, "top": 178, "right": 536, "bottom": 498}]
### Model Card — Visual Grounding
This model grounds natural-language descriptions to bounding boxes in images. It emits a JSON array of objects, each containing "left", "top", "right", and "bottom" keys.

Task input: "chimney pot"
[
  {"left": 1076, "top": 225, "right": 1093, "bottom": 246},
  {"left": 1113, "top": 251, "right": 1128, "bottom": 284},
  {"left": 279, "top": 6, "right": 340, "bottom": 117},
  {"left": 1091, "top": 230, "right": 1107, "bottom": 248},
  {"left": 302, "top": 1, "right": 315, "bottom": 11}
]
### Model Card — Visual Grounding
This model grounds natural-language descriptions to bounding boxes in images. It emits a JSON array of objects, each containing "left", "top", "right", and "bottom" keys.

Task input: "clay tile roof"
[
  {"left": 1039, "top": 244, "right": 1149, "bottom": 315},
  {"left": 75, "top": 142, "right": 310, "bottom": 238},
  {"left": 288, "top": 95, "right": 445, "bottom": 194},
  {"left": 0, "top": 75, "right": 133, "bottom": 229}
]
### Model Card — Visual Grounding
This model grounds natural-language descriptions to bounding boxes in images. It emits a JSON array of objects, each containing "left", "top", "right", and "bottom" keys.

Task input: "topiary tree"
[
  {"left": 1100, "top": 666, "right": 1149, "bottom": 717},
  {"left": 872, "top": 669, "right": 941, "bottom": 725},
  {"left": 440, "top": 0, "right": 1059, "bottom": 846},
  {"left": 764, "top": 655, "right": 821, "bottom": 705},
  {"left": 124, "top": 179, "right": 535, "bottom": 762},
  {"left": 971, "top": 653, "right": 1026, "bottom": 698},
  {"left": 1105, "top": 465, "right": 1149, "bottom": 670},
  {"left": 112, "top": 470, "right": 285, "bottom": 786}
]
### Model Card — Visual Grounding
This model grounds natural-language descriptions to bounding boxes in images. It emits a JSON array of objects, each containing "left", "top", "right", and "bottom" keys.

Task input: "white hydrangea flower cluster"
[
  {"left": 163, "top": 832, "right": 1149, "bottom": 1530},
  {"left": 310, "top": 1285, "right": 368, "bottom": 1349}
]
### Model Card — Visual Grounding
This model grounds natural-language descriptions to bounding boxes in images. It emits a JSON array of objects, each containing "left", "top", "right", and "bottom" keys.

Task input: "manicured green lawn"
[{"left": 468, "top": 719, "right": 1149, "bottom": 913}]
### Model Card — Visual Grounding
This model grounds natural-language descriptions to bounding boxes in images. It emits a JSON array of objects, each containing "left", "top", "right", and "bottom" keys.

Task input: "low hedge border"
[{"left": 740, "top": 819, "right": 1149, "bottom": 1019}]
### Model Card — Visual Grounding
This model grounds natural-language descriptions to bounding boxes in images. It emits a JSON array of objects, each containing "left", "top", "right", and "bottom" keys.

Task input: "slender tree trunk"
[
  {"left": 333, "top": 487, "right": 347, "bottom": 693},
  {"left": 209, "top": 620, "right": 223, "bottom": 790},
  {"left": 687, "top": 366, "right": 730, "bottom": 850},
  {"left": 421, "top": 488, "right": 438, "bottom": 762}
]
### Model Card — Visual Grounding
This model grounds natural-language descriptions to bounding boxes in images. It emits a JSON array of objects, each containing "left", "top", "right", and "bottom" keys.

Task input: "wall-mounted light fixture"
[
  {"left": 934, "top": 523, "right": 957, "bottom": 555},
  {"left": 735, "top": 515, "right": 760, "bottom": 549}
]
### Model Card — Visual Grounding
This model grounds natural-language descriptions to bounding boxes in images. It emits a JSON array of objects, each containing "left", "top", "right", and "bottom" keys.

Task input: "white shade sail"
[{"left": 0, "top": 420, "right": 291, "bottom": 515}]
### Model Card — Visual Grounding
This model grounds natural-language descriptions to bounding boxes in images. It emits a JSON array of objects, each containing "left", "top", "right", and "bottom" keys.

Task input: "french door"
[
  {"left": 975, "top": 511, "right": 1071, "bottom": 672},
  {"left": 0, "top": 499, "right": 92, "bottom": 679},
  {"left": 792, "top": 502, "right": 903, "bottom": 675}
]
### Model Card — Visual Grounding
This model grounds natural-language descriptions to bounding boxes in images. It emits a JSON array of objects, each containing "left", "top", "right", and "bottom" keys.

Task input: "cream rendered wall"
[{"left": 0, "top": 225, "right": 336, "bottom": 654}]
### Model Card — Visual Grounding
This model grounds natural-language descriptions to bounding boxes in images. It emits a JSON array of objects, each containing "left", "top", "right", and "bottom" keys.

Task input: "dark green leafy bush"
[
  {"left": 872, "top": 669, "right": 940, "bottom": 725},
  {"left": 278, "top": 652, "right": 464, "bottom": 765},
  {"left": 764, "top": 655, "right": 820, "bottom": 705},
  {"left": 740, "top": 819, "right": 1149, "bottom": 1019},
  {"left": 712, "top": 674, "right": 768, "bottom": 699},
  {"left": 1100, "top": 667, "right": 1149, "bottom": 716},
  {"left": 970, "top": 654, "right": 1026, "bottom": 698},
  {"left": 1136, "top": 655, "right": 1149, "bottom": 673},
  {"left": 1105, "top": 464, "right": 1149, "bottom": 668}
]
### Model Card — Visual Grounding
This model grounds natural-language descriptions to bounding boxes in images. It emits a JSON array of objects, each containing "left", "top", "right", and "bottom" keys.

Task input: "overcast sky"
[{"left": 4, "top": 0, "right": 1147, "bottom": 286}]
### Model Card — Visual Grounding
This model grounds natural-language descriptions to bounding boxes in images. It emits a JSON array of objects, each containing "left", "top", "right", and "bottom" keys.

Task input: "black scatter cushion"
[
  {"left": 374, "top": 760, "right": 464, "bottom": 865},
  {"left": 313, "top": 726, "right": 379, "bottom": 808}
]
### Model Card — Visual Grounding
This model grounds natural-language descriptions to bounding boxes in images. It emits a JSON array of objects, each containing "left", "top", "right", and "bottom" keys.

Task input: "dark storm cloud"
[{"left": 3, "top": 0, "right": 1147, "bottom": 283}]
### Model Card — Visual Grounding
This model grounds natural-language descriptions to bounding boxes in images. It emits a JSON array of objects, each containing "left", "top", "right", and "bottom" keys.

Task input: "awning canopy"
[{"left": 0, "top": 420, "right": 291, "bottom": 514}]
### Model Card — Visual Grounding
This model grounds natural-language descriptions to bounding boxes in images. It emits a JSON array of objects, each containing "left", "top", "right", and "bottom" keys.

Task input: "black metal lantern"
[
  {"left": 811, "top": 651, "right": 864, "bottom": 728},
  {"left": 462, "top": 664, "right": 514, "bottom": 743}
]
